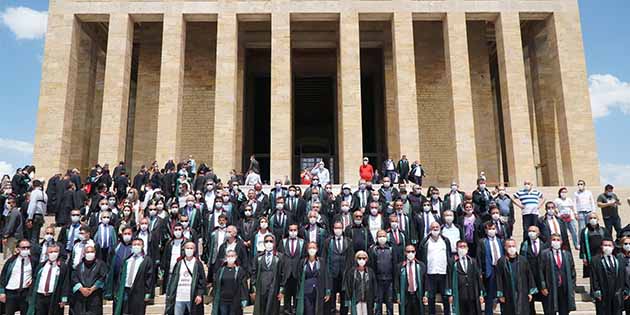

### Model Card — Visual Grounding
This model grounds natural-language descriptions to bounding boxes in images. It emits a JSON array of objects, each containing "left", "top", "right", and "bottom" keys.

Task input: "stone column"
[
  {"left": 338, "top": 12, "right": 363, "bottom": 184},
  {"left": 391, "top": 12, "right": 421, "bottom": 163},
  {"left": 212, "top": 13, "right": 239, "bottom": 179},
  {"left": 98, "top": 14, "right": 134, "bottom": 166},
  {"left": 270, "top": 12, "right": 292, "bottom": 182},
  {"left": 495, "top": 12, "right": 537, "bottom": 186},
  {"left": 548, "top": 10, "right": 600, "bottom": 186},
  {"left": 443, "top": 12, "right": 478, "bottom": 186},
  {"left": 32, "top": 14, "right": 80, "bottom": 180},
  {"left": 156, "top": 13, "right": 186, "bottom": 164}
]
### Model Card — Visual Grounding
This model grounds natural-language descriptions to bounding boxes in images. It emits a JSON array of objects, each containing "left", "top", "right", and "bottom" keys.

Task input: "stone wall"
[
  {"left": 180, "top": 22, "right": 217, "bottom": 165},
  {"left": 414, "top": 21, "right": 456, "bottom": 187}
]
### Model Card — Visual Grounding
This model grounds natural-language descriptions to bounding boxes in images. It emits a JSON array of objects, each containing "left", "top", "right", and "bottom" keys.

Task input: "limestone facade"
[{"left": 32, "top": 0, "right": 600, "bottom": 189}]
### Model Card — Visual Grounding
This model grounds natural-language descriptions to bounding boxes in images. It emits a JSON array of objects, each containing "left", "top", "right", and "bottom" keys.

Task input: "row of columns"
[{"left": 33, "top": 9, "right": 599, "bottom": 187}]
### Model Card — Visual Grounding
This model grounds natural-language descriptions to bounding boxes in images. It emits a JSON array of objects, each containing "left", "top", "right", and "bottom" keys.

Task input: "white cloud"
[
  {"left": 600, "top": 163, "right": 630, "bottom": 187},
  {"left": 589, "top": 74, "right": 630, "bottom": 119},
  {"left": 0, "top": 138, "right": 33, "bottom": 154},
  {"left": 1, "top": 6, "right": 47, "bottom": 40},
  {"left": 0, "top": 161, "right": 13, "bottom": 177}
]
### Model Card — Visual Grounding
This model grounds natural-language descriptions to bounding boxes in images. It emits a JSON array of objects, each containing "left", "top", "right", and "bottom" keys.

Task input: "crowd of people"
[{"left": 0, "top": 157, "right": 629, "bottom": 315}]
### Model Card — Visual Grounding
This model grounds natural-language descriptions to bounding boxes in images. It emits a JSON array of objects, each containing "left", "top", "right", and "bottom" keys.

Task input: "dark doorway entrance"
[
  {"left": 360, "top": 48, "right": 387, "bottom": 170},
  {"left": 292, "top": 76, "right": 337, "bottom": 183},
  {"left": 242, "top": 49, "right": 271, "bottom": 183}
]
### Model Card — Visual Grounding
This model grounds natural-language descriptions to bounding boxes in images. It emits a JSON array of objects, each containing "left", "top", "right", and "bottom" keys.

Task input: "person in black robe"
[
  {"left": 323, "top": 221, "right": 354, "bottom": 315},
  {"left": 70, "top": 244, "right": 108, "bottom": 315},
  {"left": 345, "top": 250, "right": 377, "bottom": 315},
  {"left": 27, "top": 243, "right": 69, "bottom": 315},
  {"left": 278, "top": 223, "right": 307, "bottom": 315},
  {"left": 496, "top": 239, "right": 537, "bottom": 315},
  {"left": 45, "top": 173, "right": 61, "bottom": 216},
  {"left": 295, "top": 242, "right": 331, "bottom": 315},
  {"left": 113, "top": 238, "right": 154, "bottom": 315},
  {"left": 250, "top": 234, "right": 286, "bottom": 315},
  {"left": 211, "top": 249, "right": 248, "bottom": 315},
  {"left": 450, "top": 240, "right": 484, "bottom": 315},
  {"left": 590, "top": 238, "right": 626, "bottom": 315},
  {"left": 539, "top": 233, "right": 576, "bottom": 315},
  {"left": 212, "top": 225, "right": 249, "bottom": 281},
  {"left": 56, "top": 182, "right": 77, "bottom": 226},
  {"left": 618, "top": 236, "right": 630, "bottom": 312},
  {"left": 579, "top": 213, "right": 609, "bottom": 278},
  {"left": 0, "top": 239, "right": 39, "bottom": 315},
  {"left": 165, "top": 241, "right": 207, "bottom": 315},
  {"left": 520, "top": 225, "right": 548, "bottom": 315},
  {"left": 160, "top": 224, "right": 186, "bottom": 295},
  {"left": 394, "top": 244, "right": 427, "bottom": 315}
]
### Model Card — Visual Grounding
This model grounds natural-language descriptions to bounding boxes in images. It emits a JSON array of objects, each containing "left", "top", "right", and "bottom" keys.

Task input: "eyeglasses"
[
  {"left": 264, "top": 240, "right": 274, "bottom": 244},
  {"left": 20, "top": 246, "right": 31, "bottom": 249}
]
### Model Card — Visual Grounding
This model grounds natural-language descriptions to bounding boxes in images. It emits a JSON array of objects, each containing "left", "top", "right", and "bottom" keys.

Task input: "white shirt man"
[
  {"left": 175, "top": 259, "right": 196, "bottom": 302},
  {"left": 6, "top": 256, "right": 33, "bottom": 290},
  {"left": 426, "top": 237, "right": 447, "bottom": 275},
  {"left": 37, "top": 261, "right": 60, "bottom": 294},
  {"left": 125, "top": 254, "right": 144, "bottom": 288}
]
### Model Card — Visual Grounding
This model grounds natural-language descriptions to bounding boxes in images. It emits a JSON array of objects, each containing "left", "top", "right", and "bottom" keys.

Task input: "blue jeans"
[
  {"left": 565, "top": 218, "right": 580, "bottom": 248},
  {"left": 577, "top": 211, "right": 591, "bottom": 238},
  {"left": 219, "top": 303, "right": 233, "bottom": 315},
  {"left": 175, "top": 301, "right": 192, "bottom": 315},
  {"left": 604, "top": 215, "right": 622, "bottom": 239},
  {"left": 374, "top": 279, "right": 393, "bottom": 315}
]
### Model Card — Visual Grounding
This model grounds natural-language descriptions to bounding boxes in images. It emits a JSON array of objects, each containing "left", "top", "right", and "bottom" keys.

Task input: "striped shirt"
[{"left": 513, "top": 189, "right": 543, "bottom": 215}]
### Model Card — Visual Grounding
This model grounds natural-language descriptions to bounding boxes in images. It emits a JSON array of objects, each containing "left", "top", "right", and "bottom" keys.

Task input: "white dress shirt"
[
  {"left": 426, "top": 237, "right": 447, "bottom": 275},
  {"left": 6, "top": 257, "right": 33, "bottom": 290},
  {"left": 36, "top": 262, "right": 60, "bottom": 294},
  {"left": 125, "top": 255, "right": 144, "bottom": 288}
]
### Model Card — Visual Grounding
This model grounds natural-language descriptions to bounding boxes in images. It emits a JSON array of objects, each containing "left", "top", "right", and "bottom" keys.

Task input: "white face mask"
[
  {"left": 507, "top": 247, "right": 517, "bottom": 256},
  {"left": 528, "top": 232, "right": 538, "bottom": 240},
  {"left": 181, "top": 222, "right": 189, "bottom": 228},
  {"left": 357, "top": 259, "right": 366, "bottom": 267},
  {"left": 551, "top": 241, "right": 561, "bottom": 250},
  {"left": 149, "top": 210, "right": 157, "bottom": 217},
  {"left": 370, "top": 208, "right": 379, "bottom": 216},
  {"left": 140, "top": 224, "right": 148, "bottom": 231},
  {"left": 308, "top": 248, "right": 317, "bottom": 257},
  {"left": 123, "top": 211, "right": 131, "bottom": 217},
  {"left": 289, "top": 231, "right": 298, "bottom": 239},
  {"left": 624, "top": 244, "right": 630, "bottom": 252},
  {"left": 132, "top": 245, "right": 143, "bottom": 255},
  {"left": 260, "top": 222, "right": 268, "bottom": 229},
  {"left": 226, "top": 257, "right": 237, "bottom": 264},
  {"left": 244, "top": 210, "right": 252, "bottom": 217},
  {"left": 44, "top": 234, "right": 54, "bottom": 242},
  {"left": 524, "top": 184, "right": 532, "bottom": 191},
  {"left": 173, "top": 230, "right": 183, "bottom": 239},
  {"left": 372, "top": 195, "right": 379, "bottom": 201},
  {"left": 479, "top": 184, "right": 486, "bottom": 190},
  {"left": 377, "top": 237, "right": 387, "bottom": 245},
  {"left": 309, "top": 218, "right": 317, "bottom": 225},
  {"left": 444, "top": 216, "right": 454, "bottom": 224},
  {"left": 85, "top": 252, "right": 96, "bottom": 261},
  {"left": 289, "top": 191, "right": 296, "bottom": 197},
  {"left": 334, "top": 229, "right": 343, "bottom": 237},
  {"left": 264, "top": 242, "right": 274, "bottom": 252},
  {"left": 354, "top": 219, "right": 362, "bottom": 225},
  {"left": 406, "top": 253, "right": 416, "bottom": 261},
  {"left": 276, "top": 203, "right": 284, "bottom": 210},
  {"left": 186, "top": 201, "right": 194, "bottom": 207},
  {"left": 71, "top": 215, "right": 80, "bottom": 223},
  {"left": 603, "top": 246, "right": 614, "bottom": 256},
  {"left": 560, "top": 192, "right": 567, "bottom": 199},
  {"left": 390, "top": 223, "right": 399, "bottom": 230},
  {"left": 156, "top": 204, "right": 164, "bottom": 210},
  {"left": 171, "top": 208, "right": 180, "bottom": 214},
  {"left": 457, "top": 248, "right": 468, "bottom": 258},
  {"left": 341, "top": 206, "right": 350, "bottom": 212},
  {"left": 589, "top": 219, "right": 598, "bottom": 226},
  {"left": 491, "top": 214, "right": 500, "bottom": 221},
  {"left": 423, "top": 205, "right": 431, "bottom": 212},
  {"left": 101, "top": 218, "right": 110, "bottom": 224},
  {"left": 100, "top": 205, "right": 109, "bottom": 211},
  {"left": 48, "top": 252, "right": 59, "bottom": 262},
  {"left": 487, "top": 229, "right": 496, "bottom": 238},
  {"left": 185, "top": 248, "right": 195, "bottom": 257},
  {"left": 123, "top": 234, "right": 132, "bottom": 243},
  {"left": 20, "top": 249, "right": 30, "bottom": 257},
  {"left": 431, "top": 230, "right": 440, "bottom": 238}
]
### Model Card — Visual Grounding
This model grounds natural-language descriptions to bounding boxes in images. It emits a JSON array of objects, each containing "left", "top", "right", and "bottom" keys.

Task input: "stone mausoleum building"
[{"left": 32, "top": 0, "right": 600, "bottom": 188}]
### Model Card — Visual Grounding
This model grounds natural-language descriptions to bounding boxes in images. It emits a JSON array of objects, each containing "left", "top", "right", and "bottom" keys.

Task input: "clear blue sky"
[{"left": 0, "top": 0, "right": 629, "bottom": 185}]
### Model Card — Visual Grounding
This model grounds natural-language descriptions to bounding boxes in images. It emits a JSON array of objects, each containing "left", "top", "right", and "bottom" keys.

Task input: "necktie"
[
  {"left": 44, "top": 262, "right": 54, "bottom": 293},
  {"left": 496, "top": 222, "right": 502, "bottom": 235},
  {"left": 425, "top": 213, "right": 430, "bottom": 235},
  {"left": 490, "top": 239, "right": 499, "bottom": 265},
  {"left": 552, "top": 218, "right": 559, "bottom": 234},
  {"left": 608, "top": 256, "right": 615, "bottom": 272},
  {"left": 407, "top": 263, "right": 415, "bottom": 292},
  {"left": 532, "top": 241, "right": 538, "bottom": 256},
  {"left": 19, "top": 258, "right": 25, "bottom": 289},
  {"left": 393, "top": 231, "right": 399, "bottom": 244},
  {"left": 554, "top": 250, "right": 563, "bottom": 286},
  {"left": 462, "top": 257, "right": 467, "bottom": 271},
  {"left": 337, "top": 238, "right": 343, "bottom": 252},
  {"left": 399, "top": 214, "right": 405, "bottom": 231},
  {"left": 104, "top": 225, "right": 110, "bottom": 248},
  {"left": 127, "top": 257, "right": 137, "bottom": 287},
  {"left": 291, "top": 240, "right": 295, "bottom": 256},
  {"left": 266, "top": 253, "right": 272, "bottom": 267}
]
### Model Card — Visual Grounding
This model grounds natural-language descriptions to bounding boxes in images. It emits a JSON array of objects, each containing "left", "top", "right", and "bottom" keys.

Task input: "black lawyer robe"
[
  {"left": 251, "top": 251, "right": 286, "bottom": 315},
  {"left": 295, "top": 258, "right": 331, "bottom": 315},
  {"left": 495, "top": 255, "right": 537, "bottom": 315},
  {"left": 70, "top": 259, "right": 108, "bottom": 315},
  {"left": 211, "top": 264, "right": 248, "bottom": 315},
  {"left": 27, "top": 261, "right": 70, "bottom": 315},
  {"left": 590, "top": 254, "right": 626, "bottom": 315},
  {"left": 165, "top": 258, "right": 207, "bottom": 315},
  {"left": 451, "top": 256, "right": 484, "bottom": 315},
  {"left": 113, "top": 255, "right": 154, "bottom": 315},
  {"left": 343, "top": 266, "right": 377, "bottom": 315},
  {"left": 539, "top": 248, "right": 576, "bottom": 314}
]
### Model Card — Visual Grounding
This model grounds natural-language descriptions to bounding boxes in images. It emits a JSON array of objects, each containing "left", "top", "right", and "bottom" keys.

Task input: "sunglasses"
[
  {"left": 20, "top": 246, "right": 31, "bottom": 249},
  {"left": 264, "top": 240, "right": 274, "bottom": 244}
]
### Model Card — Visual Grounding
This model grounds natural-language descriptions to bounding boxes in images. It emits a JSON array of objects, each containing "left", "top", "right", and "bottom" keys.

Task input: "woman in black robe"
[
  {"left": 343, "top": 250, "right": 377, "bottom": 315},
  {"left": 211, "top": 249, "right": 249, "bottom": 315},
  {"left": 295, "top": 242, "right": 331, "bottom": 315},
  {"left": 579, "top": 213, "right": 610, "bottom": 278},
  {"left": 70, "top": 245, "right": 108, "bottom": 315}
]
